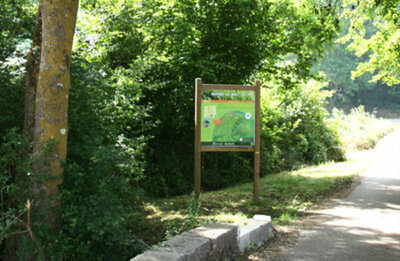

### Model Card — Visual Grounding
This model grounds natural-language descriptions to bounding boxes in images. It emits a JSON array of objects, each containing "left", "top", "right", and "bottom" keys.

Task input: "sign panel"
[{"left": 200, "top": 90, "right": 255, "bottom": 147}]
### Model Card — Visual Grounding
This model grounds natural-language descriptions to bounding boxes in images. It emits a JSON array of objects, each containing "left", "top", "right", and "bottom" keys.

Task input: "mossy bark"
[{"left": 32, "top": 0, "right": 79, "bottom": 222}]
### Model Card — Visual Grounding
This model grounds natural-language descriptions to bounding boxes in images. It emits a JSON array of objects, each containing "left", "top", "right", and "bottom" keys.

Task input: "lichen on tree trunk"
[{"left": 32, "top": 0, "right": 79, "bottom": 221}]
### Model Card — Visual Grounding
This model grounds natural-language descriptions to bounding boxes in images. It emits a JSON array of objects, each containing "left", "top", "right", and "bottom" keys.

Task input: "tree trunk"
[
  {"left": 23, "top": 7, "right": 42, "bottom": 138},
  {"left": 33, "top": 0, "right": 79, "bottom": 223}
]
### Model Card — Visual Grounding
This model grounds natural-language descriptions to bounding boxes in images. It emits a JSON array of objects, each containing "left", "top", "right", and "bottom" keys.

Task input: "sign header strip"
[{"left": 202, "top": 84, "right": 256, "bottom": 91}]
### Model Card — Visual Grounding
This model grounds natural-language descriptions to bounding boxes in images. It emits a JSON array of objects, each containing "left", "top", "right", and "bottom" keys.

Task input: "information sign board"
[{"left": 194, "top": 78, "right": 261, "bottom": 203}]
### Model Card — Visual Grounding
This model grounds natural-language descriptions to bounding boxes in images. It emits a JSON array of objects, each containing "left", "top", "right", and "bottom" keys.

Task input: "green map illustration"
[{"left": 201, "top": 91, "right": 255, "bottom": 146}]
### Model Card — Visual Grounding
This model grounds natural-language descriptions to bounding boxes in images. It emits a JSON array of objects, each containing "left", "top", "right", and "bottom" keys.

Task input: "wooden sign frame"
[{"left": 194, "top": 78, "right": 261, "bottom": 203}]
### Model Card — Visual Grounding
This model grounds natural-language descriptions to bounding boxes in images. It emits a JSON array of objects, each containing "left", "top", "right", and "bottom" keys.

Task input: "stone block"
[
  {"left": 164, "top": 231, "right": 211, "bottom": 260},
  {"left": 130, "top": 247, "right": 186, "bottom": 261},
  {"left": 237, "top": 215, "right": 273, "bottom": 252},
  {"left": 192, "top": 223, "right": 239, "bottom": 260}
]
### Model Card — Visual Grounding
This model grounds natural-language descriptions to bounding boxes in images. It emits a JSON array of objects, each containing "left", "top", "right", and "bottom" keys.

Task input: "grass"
[{"left": 132, "top": 149, "right": 379, "bottom": 247}]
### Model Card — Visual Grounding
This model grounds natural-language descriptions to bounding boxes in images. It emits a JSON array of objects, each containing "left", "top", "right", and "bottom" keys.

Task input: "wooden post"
[
  {"left": 194, "top": 78, "right": 202, "bottom": 200},
  {"left": 253, "top": 80, "right": 261, "bottom": 204}
]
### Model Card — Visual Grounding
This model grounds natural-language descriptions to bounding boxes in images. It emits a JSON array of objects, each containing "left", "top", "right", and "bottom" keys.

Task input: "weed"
[{"left": 164, "top": 195, "right": 201, "bottom": 240}]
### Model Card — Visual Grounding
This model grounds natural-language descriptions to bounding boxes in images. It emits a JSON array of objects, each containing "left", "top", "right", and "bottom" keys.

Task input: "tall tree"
[{"left": 31, "top": 0, "right": 79, "bottom": 220}]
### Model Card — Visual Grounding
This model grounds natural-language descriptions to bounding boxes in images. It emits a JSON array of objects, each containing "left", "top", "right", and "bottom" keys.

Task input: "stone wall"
[{"left": 131, "top": 215, "right": 273, "bottom": 261}]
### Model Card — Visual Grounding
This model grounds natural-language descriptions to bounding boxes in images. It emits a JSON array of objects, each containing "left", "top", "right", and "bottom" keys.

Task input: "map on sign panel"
[{"left": 200, "top": 90, "right": 255, "bottom": 147}]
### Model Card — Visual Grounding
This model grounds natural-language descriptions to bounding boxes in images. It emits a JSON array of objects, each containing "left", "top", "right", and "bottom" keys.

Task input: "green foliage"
[
  {"left": 314, "top": 19, "right": 374, "bottom": 107},
  {"left": 0, "top": 129, "right": 148, "bottom": 260},
  {"left": 0, "top": 1, "right": 35, "bottom": 137},
  {"left": 165, "top": 195, "right": 201, "bottom": 240},
  {"left": 341, "top": 0, "right": 400, "bottom": 86},
  {"left": 136, "top": 0, "right": 272, "bottom": 195},
  {"left": 54, "top": 163, "right": 144, "bottom": 260},
  {"left": 258, "top": 78, "right": 345, "bottom": 173},
  {"left": 0, "top": 129, "right": 32, "bottom": 260},
  {"left": 331, "top": 106, "right": 395, "bottom": 151},
  {"left": 45, "top": 56, "right": 154, "bottom": 259},
  {"left": 314, "top": 17, "right": 400, "bottom": 115},
  {"left": 75, "top": 0, "right": 342, "bottom": 196},
  {"left": 75, "top": 0, "right": 273, "bottom": 196}
]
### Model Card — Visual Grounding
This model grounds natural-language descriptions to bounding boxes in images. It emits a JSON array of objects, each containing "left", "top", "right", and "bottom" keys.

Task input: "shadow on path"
[{"left": 276, "top": 130, "right": 400, "bottom": 261}]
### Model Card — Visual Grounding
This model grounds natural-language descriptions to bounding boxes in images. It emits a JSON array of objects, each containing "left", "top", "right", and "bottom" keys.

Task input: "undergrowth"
[{"left": 331, "top": 106, "right": 395, "bottom": 151}]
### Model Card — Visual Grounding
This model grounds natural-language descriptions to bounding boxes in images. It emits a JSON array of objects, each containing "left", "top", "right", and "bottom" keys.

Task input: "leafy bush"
[
  {"left": 55, "top": 162, "right": 144, "bottom": 260},
  {"left": 46, "top": 58, "right": 154, "bottom": 260},
  {"left": 259, "top": 79, "right": 345, "bottom": 174},
  {"left": 0, "top": 129, "right": 33, "bottom": 260},
  {"left": 331, "top": 106, "right": 395, "bottom": 151}
]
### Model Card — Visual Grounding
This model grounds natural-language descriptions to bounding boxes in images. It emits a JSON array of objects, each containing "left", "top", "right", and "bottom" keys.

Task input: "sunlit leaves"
[{"left": 341, "top": 0, "right": 400, "bottom": 86}]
